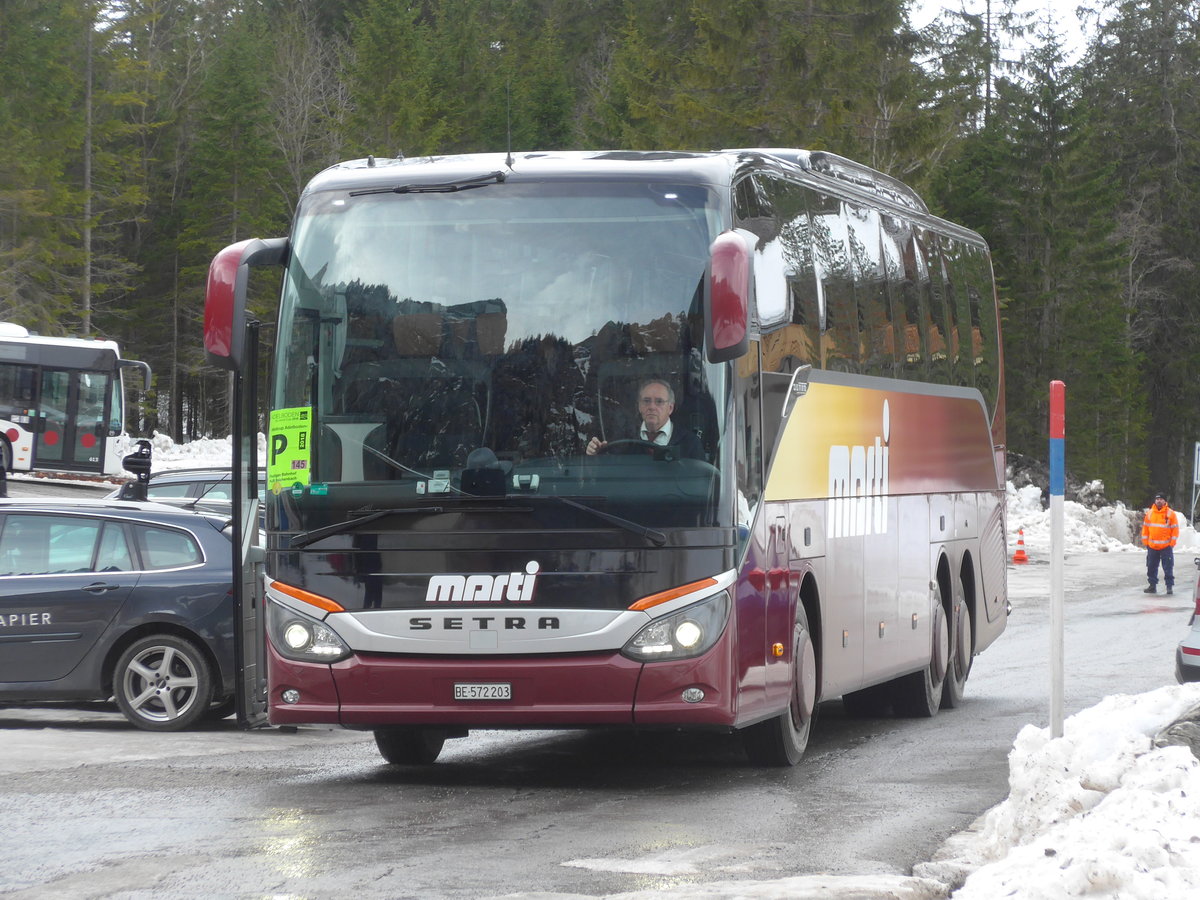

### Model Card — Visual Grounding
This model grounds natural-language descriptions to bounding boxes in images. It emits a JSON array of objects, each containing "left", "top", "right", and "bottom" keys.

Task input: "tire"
[
  {"left": 113, "top": 634, "right": 214, "bottom": 732},
  {"left": 744, "top": 605, "right": 818, "bottom": 766},
  {"left": 892, "top": 579, "right": 950, "bottom": 718},
  {"left": 374, "top": 727, "right": 447, "bottom": 765},
  {"left": 940, "top": 588, "right": 974, "bottom": 709}
]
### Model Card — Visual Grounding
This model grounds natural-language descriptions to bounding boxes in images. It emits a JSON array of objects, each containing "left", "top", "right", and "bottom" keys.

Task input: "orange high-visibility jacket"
[{"left": 1142, "top": 504, "right": 1179, "bottom": 550}]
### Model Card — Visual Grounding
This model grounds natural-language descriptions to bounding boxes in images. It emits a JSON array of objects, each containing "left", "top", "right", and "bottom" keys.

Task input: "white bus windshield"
[{"left": 272, "top": 180, "right": 731, "bottom": 531}]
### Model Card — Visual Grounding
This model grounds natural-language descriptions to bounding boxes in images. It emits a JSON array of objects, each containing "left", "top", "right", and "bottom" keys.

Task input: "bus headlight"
[
  {"left": 621, "top": 591, "right": 730, "bottom": 662},
  {"left": 267, "top": 600, "right": 352, "bottom": 663}
]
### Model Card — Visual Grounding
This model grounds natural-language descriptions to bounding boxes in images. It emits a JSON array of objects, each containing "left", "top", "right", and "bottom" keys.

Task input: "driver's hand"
[{"left": 586, "top": 437, "right": 606, "bottom": 456}]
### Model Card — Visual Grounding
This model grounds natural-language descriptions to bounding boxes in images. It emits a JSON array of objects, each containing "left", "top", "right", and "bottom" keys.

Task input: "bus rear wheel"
[
  {"left": 744, "top": 606, "right": 817, "bottom": 766},
  {"left": 374, "top": 727, "right": 447, "bottom": 765},
  {"left": 941, "top": 595, "right": 973, "bottom": 709},
  {"left": 892, "top": 581, "right": 950, "bottom": 718}
]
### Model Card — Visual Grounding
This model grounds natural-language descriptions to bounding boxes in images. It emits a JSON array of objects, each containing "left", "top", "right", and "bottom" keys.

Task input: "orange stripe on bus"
[{"left": 628, "top": 577, "right": 719, "bottom": 612}]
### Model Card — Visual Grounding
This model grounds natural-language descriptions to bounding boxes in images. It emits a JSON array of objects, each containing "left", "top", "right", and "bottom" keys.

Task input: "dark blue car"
[{"left": 0, "top": 499, "right": 235, "bottom": 731}]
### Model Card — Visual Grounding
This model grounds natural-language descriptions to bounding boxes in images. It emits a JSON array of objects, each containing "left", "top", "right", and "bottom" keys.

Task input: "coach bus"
[
  {"left": 0, "top": 322, "right": 151, "bottom": 478},
  {"left": 204, "top": 149, "right": 1007, "bottom": 765}
]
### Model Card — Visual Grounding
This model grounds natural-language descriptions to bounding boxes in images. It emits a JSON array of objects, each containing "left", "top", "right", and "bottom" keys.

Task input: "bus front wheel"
[
  {"left": 374, "top": 727, "right": 447, "bottom": 765},
  {"left": 743, "top": 605, "right": 817, "bottom": 766}
]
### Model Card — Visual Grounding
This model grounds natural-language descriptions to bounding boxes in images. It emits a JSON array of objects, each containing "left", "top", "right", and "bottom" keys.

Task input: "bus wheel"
[
  {"left": 374, "top": 727, "right": 446, "bottom": 765},
  {"left": 113, "top": 634, "right": 213, "bottom": 732},
  {"left": 892, "top": 581, "right": 950, "bottom": 718},
  {"left": 941, "top": 596, "right": 973, "bottom": 709},
  {"left": 744, "top": 606, "right": 817, "bottom": 766}
]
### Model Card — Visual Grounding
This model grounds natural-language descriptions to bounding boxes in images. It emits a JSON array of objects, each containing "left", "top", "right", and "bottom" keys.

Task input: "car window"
[
  {"left": 197, "top": 483, "right": 234, "bottom": 500},
  {"left": 135, "top": 525, "right": 202, "bottom": 569},
  {"left": 96, "top": 521, "right": 135, "bottom": 572},
  {"left": 146, "top": 483, "right": 194, "bottom": 499},
  {"left": 0, "top": 515, "right": 102, "bottom": 575}
]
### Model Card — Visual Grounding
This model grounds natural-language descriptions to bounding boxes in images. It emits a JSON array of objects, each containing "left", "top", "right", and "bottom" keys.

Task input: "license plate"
[{"left": 454, "top": 682, "right": 512, "bottom": 701}]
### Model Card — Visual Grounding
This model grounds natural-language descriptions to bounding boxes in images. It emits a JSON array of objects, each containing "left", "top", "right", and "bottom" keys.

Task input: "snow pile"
[
  {"left": 1007, "top": 482, "right": 1200, "bottom": 554},
  {"left": 916, "top": 684, "right": 1200, "bottom": 899}
]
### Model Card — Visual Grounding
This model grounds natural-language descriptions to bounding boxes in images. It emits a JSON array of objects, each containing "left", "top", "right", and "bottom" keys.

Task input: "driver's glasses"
[{"left": 640, "top": 397, "right": 668, "bottom": 407}]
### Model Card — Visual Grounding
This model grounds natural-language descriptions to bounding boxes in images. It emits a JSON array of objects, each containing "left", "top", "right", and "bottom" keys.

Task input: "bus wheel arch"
[
  {"left": 743, "top": 573, "right": 820, "bottom": 767},
  {"left": 941, "top": 552, "right": 977, "bottom": 709}
]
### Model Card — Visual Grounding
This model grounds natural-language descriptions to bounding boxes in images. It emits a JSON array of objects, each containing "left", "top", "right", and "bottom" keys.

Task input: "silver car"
[{"left": 1176, "top": 557, "right": 1200, "bottom": 683}]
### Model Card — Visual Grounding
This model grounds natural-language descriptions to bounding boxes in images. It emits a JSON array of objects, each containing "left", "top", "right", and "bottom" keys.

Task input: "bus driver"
[{"left": 586, "top": 378, "right": 705, "bottom": 460}]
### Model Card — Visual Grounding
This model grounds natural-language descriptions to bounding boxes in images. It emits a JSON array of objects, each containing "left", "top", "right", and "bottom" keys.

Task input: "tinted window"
[
  {"left": 146, "top": 482, "right": 193, "bottom": 499},
  {"left": 96, "top": 522, "right": 134, "bottom": 572},
  {"left": 0, "top": 515, "right": 102, "bottom": 575},
  {"left": 135, "top": 526, "right": 202, "bottom": 569}
]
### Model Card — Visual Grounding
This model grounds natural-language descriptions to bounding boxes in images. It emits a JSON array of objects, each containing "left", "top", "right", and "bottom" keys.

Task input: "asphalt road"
[{"left": 0, "top": 544, "right": 1184, "bottom": 899}]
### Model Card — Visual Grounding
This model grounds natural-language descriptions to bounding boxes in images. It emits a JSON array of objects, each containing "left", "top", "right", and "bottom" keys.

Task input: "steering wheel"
[{"left": 599, "top": 439, "right": 662, "bottom": 456}]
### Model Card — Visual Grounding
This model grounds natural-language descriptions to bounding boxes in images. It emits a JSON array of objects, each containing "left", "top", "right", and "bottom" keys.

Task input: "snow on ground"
[{"left": 136, "top": 434, "right": 1200, "bottom": 898}]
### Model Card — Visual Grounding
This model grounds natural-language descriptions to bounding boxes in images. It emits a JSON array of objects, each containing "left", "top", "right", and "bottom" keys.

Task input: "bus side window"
[
  {"left": 919, "top": 230, "right": 951, "bottom": 385},
  {"left": 810, "top": 192, "right": 860, "bottom": 373},
  {"left": 965, "top": 245, "right": 1001, "bottom": 410},
  {"left": 846, "top": 201, "right": 893, "bottom": 378},
  {"left": 942, "top": 238, "right": 975, "bottom": 389}
]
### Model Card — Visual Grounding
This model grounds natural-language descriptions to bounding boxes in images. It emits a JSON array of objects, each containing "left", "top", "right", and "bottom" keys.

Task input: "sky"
[
  {"left": 121, "top": 433, "right": 1200, "bottom": 899},
  {"left": 911, "top": 0, "right": 1110, "bottom": 63}
]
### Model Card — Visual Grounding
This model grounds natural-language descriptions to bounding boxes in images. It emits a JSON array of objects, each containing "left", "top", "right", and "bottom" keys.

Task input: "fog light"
[
  {"left": 281, "top": 689, "right": 301, "bottom": 704},
  {"left": 681, "top": 687, "right": 705, "bottom": 703}
]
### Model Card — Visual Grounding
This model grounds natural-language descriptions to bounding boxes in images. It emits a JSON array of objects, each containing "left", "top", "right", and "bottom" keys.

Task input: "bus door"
[
  {"left": 233, "top": 322, "right": 268, "bottom": 728},
  {"left": 34, "top": 369, "right": 113, "bottom": 473}
]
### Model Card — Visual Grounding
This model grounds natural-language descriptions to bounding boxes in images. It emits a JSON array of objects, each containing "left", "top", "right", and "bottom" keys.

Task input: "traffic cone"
[{"left": 1012, "top": 528, "right": 1029, "bottom": 564}]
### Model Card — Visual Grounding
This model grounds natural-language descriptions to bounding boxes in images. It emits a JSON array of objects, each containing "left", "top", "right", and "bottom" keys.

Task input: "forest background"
[{"left": 0, "top": 0, "right": 1196, "bottom": 509}]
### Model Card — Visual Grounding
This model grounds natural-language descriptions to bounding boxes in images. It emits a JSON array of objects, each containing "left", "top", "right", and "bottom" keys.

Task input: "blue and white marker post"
[{"left": 1049, "top": 381, "right": 1066, "bottom": 738}]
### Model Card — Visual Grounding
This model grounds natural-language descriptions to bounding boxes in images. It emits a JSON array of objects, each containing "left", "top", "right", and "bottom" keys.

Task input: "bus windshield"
[{"left": 272, "top": 179, "right": 731, "bottom": 532}]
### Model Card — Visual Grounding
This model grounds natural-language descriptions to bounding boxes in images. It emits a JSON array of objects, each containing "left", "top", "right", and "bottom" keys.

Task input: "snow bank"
[{"left": 915, "top": 684, "right": 1200, "bottom": 898}]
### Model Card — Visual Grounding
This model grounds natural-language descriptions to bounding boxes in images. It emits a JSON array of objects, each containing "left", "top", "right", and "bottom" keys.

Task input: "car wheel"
[
  {"left": 892, "top": 579, "right": 950, "bottom": 718},
  {"left": 114, "top": 634, "right": 213, "bottom": 732},
  {"left": 374, "top": 727, "right": 447, "bottom": 765},
  {"left": 743, "top": 605, "right": 818, "bottom": 766}
]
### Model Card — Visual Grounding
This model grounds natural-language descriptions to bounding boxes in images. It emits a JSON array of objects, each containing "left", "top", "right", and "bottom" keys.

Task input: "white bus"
[{"left": 0, "top": 322, "right": 151, "bottom": 477}]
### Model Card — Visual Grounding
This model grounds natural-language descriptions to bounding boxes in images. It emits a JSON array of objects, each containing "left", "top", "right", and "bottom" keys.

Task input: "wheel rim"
[
  {"left": 793, "top": 630, "right": 817, "bottom": 727},
  {"left": 121, "top": 645, "right": 201, "bottom": 723}
]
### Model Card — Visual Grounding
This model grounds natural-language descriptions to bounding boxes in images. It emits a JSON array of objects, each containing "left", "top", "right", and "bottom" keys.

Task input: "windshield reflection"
[{"left": 273, "top": 180, "right": 730, "bottom": 531}]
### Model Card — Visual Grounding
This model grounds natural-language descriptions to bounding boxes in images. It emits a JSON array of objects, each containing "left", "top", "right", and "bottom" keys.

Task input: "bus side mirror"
[
  {"left": 706, "top": 230, "right": 751, "bottom": 363},
  {"left": 204, "top": 237, "right": 288, "bottom": 371}
]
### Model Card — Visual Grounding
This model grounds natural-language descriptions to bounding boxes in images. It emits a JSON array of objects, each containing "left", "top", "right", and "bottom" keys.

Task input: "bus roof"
[{"left": 300, "top": 148, "right": 944, "bottom": 232}]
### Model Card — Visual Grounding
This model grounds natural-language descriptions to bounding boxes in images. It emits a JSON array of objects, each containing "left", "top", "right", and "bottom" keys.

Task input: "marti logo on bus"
[
  {"left": 425, "top": 560, "right": 541, "bottom": 604},
  {"left": 827, "top": 400, "right": 890, "bottom": 539}
]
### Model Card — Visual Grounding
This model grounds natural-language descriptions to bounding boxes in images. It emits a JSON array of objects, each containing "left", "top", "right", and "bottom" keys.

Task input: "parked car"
[
  {"left": 0, "top": 498, "right": 235, "bottom": 730},
  {"left": 1176, "top": 556, "right": 1200, "bottom": 683},
  {"left": 107, "top": 466, "right": 266, "bottom": 520}
]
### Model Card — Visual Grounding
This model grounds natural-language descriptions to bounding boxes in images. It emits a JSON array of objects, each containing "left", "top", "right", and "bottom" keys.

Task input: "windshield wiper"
[
  {"left": 289, "top": 507, "right": 444, "bottom": 549},
  {"left": 349, "top": 171, "right": 506, "bottom": 197},
  {"left": 531, "top": 495, "right": 668, "bottom": 547}
]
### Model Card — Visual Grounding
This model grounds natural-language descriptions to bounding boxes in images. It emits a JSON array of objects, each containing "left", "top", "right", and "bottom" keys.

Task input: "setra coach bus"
[{"left": 204, "top": 149, "right": 1007, "bottom": 765}]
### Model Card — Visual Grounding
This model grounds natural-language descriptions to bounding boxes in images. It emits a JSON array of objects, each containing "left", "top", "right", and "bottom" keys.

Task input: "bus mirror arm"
[
  {"left": 705, "top": 230, "right": 753, "bottom": 363},
  {"left": 119, "top": 359, "right": 152, "bottom": 392},
  {"left": 204, "top": 237, "right": 288, "bottom": 371}
]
